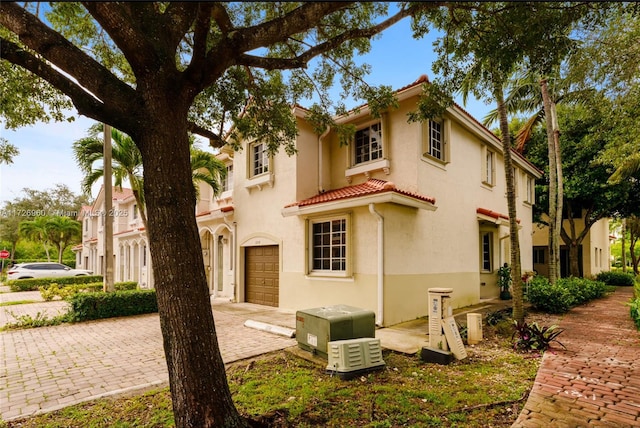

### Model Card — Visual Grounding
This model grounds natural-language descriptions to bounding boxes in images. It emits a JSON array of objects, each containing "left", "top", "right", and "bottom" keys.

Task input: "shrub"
[
  {"left": 68, "top": 289, "right": 157, "bottom": 321},
  {"left": 0, "top": 311, "right": 70, "bottom": 331},
  {"left": 8, "top": 275, "right": 104, "bottom": 291},
  {"left": 485, "top": 308, "right": 513, "bottom": 326},
  {"left": 512, "top": 321, "right": 565, "bottom": 352},
  {"left": 558, "top": 277, "right": 607, "bottom": 306},
  {"left": 595, "top": 271, "right": 635, "bottom": 287},
  {"left": 39, "top": 284, "right": 78, "bottom": 301},
  {"left": 630, "top": 297, "right": 640, "bottom": 330},
  {"left": 526, "top": 276, "right": 573, "bottom": 314}
]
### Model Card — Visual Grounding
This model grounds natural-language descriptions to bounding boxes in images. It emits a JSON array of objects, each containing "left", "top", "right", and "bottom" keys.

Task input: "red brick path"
[{"left": 513, "top": 286, "right": 640, "bottom": 428}]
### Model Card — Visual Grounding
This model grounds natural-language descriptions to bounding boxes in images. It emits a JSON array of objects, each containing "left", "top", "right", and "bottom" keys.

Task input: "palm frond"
[
  {"left": 609, "top": 153, "right": 640, "bottom": 183},
  {"left": 515, "top": 109, "right": 545, "bottom": 153}
]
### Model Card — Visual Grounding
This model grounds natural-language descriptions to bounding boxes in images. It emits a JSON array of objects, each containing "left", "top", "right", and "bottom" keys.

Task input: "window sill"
[
  {"left": 481, "top": 181, "right": 495, "bottom": 190},
  {"left": 245, "top": 173, "right": 274, "bottom": 192},
  {"left": 305, "top": 272, "right": 354, "bottom": 281},
  {"left": 346, "top": 158, "right": 390, "bottom": 180},
  {"left": 421, "top": 155, "right": 448, "bottom": 170}
]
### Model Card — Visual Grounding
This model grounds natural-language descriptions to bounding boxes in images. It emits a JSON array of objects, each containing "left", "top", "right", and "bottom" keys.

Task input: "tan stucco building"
[
  {"left": 532, "top": 213, "right": 611, "bottom": 278},
  {"left": 76, "top": 76, "right": 543, "bottom": 327}
]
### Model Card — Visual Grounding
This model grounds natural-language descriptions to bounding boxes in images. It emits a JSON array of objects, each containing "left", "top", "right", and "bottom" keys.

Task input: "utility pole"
[{"left": 103, "top": 124, "right": 115, "bottom": 292}]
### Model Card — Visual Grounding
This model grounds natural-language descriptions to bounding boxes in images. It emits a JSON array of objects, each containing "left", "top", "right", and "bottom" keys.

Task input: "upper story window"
[
  {"left": 526, "top": 176, "right": 535, "bottom": 204},
  {"left": 354, "top": 122, "right": 382, "bottom": 165},
  {"left": 133, "top": 204, "right": 138, "bottom": 220},
  {"left": 482, "top": 146, "right": 496, "bottom": 187},
  {"left": 222, "top": 164, "right": 234, "bottom": 192},
  {"left": 250, "top": 142, "right": 269, "bottom": 177}
]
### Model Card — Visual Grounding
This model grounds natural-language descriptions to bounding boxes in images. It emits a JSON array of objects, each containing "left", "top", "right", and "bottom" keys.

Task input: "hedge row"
[
  {"left": 8, "top": 275, "right": 104, "bottom": 291},
  {"left": 39, "top": 282, "right": 138, "bottom": 301},
  {"left": 595, "top": 271, "right": 636, "bottom": 287},
  {"left": 67, "top": 289, "right": 158, "bottom": 322},
  {"left": 527, "top": 276, "right": 608, "bottom": 314}
]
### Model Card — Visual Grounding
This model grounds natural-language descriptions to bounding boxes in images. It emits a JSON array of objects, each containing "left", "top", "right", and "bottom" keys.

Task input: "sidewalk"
[
  {"left": 0, "top": 297, "right": 297, "bottom": 421},
  {"left": 513, "top": 286, "right": 640, "bottom": 427}
]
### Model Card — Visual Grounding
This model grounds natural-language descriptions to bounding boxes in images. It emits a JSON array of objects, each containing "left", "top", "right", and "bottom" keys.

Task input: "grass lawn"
[{"left": 1, "top": 322, "right": 544, "bottom": 428}]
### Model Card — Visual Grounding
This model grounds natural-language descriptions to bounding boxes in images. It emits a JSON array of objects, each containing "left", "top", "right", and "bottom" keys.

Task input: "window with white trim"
[
  {"left": 310, "top": 217, "right": 348, "bottom": 273},
  {"left": 482, "top": 147, "right": 496, "bottom": 186},
  {"left": 222, "top": 164, "right": 233, "bottom": 192},
  {"left": 354, "top": 122, "right": 382, "bottom": 165},
  {"left": 250, "top": 142, "right": 269, "bottom": 177},
  {"left": 422, "top": 119, "right": 449, "bottom": 162},
  {"left": 133, "top": 204, "right": 138, "bottom": 219},
  {"left": 481, "top": 232, "right": 493, "bottom": 272},
  {"left": 526, "top": 176, "right": 535, "bottom": 204}
]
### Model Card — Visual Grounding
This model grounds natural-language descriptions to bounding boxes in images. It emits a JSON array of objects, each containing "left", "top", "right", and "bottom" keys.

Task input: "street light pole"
[{"left": 103, "top": 124, "right": 115, "bottom": 292}]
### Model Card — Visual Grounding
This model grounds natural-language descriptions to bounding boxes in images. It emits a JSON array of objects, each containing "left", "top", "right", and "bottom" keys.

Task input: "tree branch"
[
  {"left": 0, "top": 3, "right": 136, "bottom": 116},
  {"left": 1, "top": 37, "right": 107, "bottom": 122},
  {"left": 81, "top": 2, "right": 163, "bottom": 73},
  {"left": 188, "top": 122, "right": 225, "bottom": 147}
]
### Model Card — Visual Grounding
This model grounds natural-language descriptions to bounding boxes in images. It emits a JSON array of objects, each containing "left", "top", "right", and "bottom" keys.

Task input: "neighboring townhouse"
[
  {"left": 532, "top": 214, "right": 610, "bottom": 278},
  {"left": 74, "top": 186, "right": 153, "bottom": 288},
  {"left": 196, "top": 75, "right": 543, "bottom": 326}
]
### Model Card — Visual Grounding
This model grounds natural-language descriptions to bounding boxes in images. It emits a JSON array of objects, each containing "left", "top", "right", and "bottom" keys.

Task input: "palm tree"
[
  {"left": 74, "top": 123, "right": 147, "bottom": 226},
  {"left": 19, "top": 216, "right": 52, "bottom": 261},
  {"left": 74, "top": 124, "right": 226, "bottom": 230},
  {"left": 482, "top": 72, "right": 578, "bottom": 284},
  {"left": 45, "top": 216, "right": 81, "bottom": 263}
]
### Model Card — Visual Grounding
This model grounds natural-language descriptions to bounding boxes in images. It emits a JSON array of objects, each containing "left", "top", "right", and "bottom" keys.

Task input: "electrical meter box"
[{"left": 296, "top": 305, "right": 376, "bottom": 359}]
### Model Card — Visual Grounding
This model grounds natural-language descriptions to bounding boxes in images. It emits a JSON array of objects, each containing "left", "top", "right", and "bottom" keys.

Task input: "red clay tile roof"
[
  {"left": 477, "top": 207, "right": 520, "bottom": 224},
  {"left": 112, "top": 187, "right": 134, "bottom": 201},
  {"left": 286, "top": 179, "right": 435, "bottom": 208},
  {"left": 196, "top": 206, "right": 234, "bottom": 217},
  {"left": 114, "top": 227, "right": 146, "bottom": 236}
]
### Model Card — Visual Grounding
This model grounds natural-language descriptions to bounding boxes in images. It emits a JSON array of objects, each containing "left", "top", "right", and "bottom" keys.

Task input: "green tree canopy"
[{"left": 0, "top": 3, "right": 432, "bottom": 426}]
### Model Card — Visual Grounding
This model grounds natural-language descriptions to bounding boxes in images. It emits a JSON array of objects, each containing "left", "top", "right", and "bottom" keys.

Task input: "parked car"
[{"left": 7, "top": 263, "right": 93, "bottom": 280}]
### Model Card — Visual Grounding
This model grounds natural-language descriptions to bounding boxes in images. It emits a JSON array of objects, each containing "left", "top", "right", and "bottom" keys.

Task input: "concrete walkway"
[{"left": 513, "top": 286, "right": 640, "bottom": 428}]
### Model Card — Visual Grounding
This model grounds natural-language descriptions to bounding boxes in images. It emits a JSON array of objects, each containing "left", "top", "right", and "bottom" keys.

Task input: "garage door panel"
[{"left": 245, "top": 245, "right": 279, "bottom": 307}]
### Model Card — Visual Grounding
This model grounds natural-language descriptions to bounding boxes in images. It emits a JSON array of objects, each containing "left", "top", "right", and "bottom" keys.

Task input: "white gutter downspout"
[
  {"left": 318, "top": 127, "right": 330, "bottom": 193},
  {"left": 222, "top": 211, "right": 236, "bottom": 302},
  {"left": 369, "top": 203, "right": 384, "bottom": 326}
]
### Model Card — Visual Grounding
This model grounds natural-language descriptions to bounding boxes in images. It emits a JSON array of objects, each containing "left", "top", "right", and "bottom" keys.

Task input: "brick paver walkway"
[
  {"left": 513, "top": 287, "right": 640, "bottom": 428},
  {"left": 0, "top": 297, "right": 296, "bottom": 421}
]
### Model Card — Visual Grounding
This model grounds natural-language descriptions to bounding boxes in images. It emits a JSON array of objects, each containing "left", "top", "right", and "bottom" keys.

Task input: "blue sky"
[{"left": 0, "top": 14, "right": 491, "bottom": 206}]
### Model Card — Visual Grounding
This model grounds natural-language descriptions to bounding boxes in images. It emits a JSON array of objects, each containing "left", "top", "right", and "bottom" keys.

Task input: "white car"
[{"left": 7, "top": 263, "right": 93, "bottom": 280}]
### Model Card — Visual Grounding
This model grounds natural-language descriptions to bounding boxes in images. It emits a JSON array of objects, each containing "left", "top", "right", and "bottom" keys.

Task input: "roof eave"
[{"left": 282, "top": 192, "right": 437, "bottom": 217}]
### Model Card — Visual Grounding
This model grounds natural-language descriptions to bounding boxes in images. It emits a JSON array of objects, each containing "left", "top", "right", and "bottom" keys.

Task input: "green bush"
[
  {"left": 68, "top": 289, "right": 157, "bottom": 321},
  {"left": 39, "top": 284, "right": 77, "bottom": 301},
  {"left": 630, "top": 298, "right": 640, "bottom": 330},
  {"left": 527, "top": 276, "right": 573, "bottom": 314},
  {"left": 39, "top": 281, "right": 139, "bottom": 300},
  {"left": 528, "top": 276, "right": 609, "bottom": 314},
  {"left": 558, "top": 277, "right": 607, "bottom": 306},
  {"left": 8, "top": 275, "right": 104, "bottom": 291},
  {"left": 595, "top": 271, "right": 635, "bottom": 287}
]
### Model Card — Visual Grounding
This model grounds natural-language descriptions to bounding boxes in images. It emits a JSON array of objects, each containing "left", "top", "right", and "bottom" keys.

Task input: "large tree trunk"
[
  {"left": 568, "top": 241, "right": 581, "bottom": 277},
  {"left": 550, "top": 100, "right": 563, "bottom": 282},
  {"left": 495, "top": 84, "right": 524, "bottom": 323},
  {"left": 540, "top": 79, "right": 559, "bottom": 284},
  {"left": 137, "top": 108, "right": 246, "bottom": 427}
]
